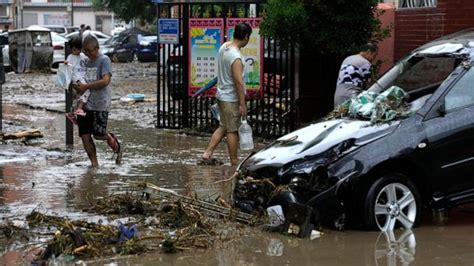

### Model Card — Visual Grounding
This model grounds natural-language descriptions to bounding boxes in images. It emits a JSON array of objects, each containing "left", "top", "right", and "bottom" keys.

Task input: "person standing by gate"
[
  {"left": 334, "top": 43, "right": 378, "bottom": 107},
  {"left": 75, "top": 35, "right": 123, "bottom": 167},
  {"left": 201, "top": 23, "right": 252, "bottom": 166}
]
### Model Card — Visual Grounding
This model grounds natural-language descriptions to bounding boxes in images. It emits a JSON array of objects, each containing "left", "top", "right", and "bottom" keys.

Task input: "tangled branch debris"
[
  {"left": 17, "top": 184, "right": 262, "bottom": 263},
  {"left": 0, "top": 129, "right": 43, "bottom": 141}
]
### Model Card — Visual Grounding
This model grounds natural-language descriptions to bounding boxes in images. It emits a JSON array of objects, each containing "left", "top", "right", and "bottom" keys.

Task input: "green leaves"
[
  {"left": 92, "top": 0, "right": 155, "bottom": 23},
  {"left": 260, "top": 0, "right": 308, "bottom": 46},
  {"left": 261, "top": 0, "right": 389, "bottom": 55}
]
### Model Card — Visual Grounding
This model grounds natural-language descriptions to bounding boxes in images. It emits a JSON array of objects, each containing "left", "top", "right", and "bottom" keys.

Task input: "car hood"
[{"left": 241, "top": 119, "right": 400, "bottom": 170}]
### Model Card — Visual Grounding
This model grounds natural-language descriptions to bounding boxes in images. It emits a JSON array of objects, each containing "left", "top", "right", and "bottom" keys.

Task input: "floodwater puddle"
[{"left": 2, "top": 103, "right": 474, "bottom": 264}]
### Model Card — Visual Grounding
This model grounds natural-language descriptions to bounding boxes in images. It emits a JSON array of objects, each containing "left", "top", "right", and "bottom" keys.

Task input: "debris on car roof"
[{"left": 326, "top": 86, "right": 413, "bottom": 123}]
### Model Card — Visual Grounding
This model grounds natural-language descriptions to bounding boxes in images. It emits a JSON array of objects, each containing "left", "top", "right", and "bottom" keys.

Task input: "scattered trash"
[
  {"left": 266, "top": 205, "right": 285, "bottom": 227},
  {"left": 117, "top": 223, "right": 138, "bottom": 243},
  {"left": 2, "top": 183, "right": 264, "bottom": 263},
  {"left": 310, "top": 229, "right": 322, "bottom": 240},
  {"left": 0, "top": 129, "right": 43, "bottom": 141},
  {"left": 119, "top": 93, "right": 147, "bottom": 103},
  {"left": 326, "top": 86, "right": 413, "bottom": 123}
]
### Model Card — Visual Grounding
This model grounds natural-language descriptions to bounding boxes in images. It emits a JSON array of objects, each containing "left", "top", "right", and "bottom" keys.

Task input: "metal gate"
[{"left": 154, "top": 1, "right": 296, "bottom": 138}]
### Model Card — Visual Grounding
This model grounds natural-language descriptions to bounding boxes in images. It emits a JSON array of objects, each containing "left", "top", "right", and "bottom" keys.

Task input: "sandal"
[
  {"left": 109, "top": 133, "right": 123, "bottom": 165},
  {"left": 197, "top": 158, "right": 223, "bottom": 166}
]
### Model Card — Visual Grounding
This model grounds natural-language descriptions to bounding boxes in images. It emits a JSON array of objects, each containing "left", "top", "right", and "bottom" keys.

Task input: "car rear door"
[
  {"left": 117, "top": 34, "right": 137, "bottom": 62},
  {"left": 423, "top": 66, "right": 474, "bottom": 196}
]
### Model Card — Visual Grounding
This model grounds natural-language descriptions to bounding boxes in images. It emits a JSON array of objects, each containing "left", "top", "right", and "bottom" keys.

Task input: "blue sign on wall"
[{"left": 158, "top": 19, "right": 179, "bottom": 44}]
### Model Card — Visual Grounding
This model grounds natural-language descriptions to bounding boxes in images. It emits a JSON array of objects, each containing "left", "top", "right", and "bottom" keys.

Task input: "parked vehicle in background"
[
  {"left": 137, "top": 35, "right": 158, "bottom": 62},
  {"left": 35, "top": 25, "right": 79, "bottom": 36},
  {"left": 64, "top": 30, "right": 111, "bottom": 46},
  {"left": 101, "top": 28, "right": 154, "bottom": 63},
  {"left": 9, "top": 26, "right": 53, "bottom": 73},
  {"left": 234, "top": 29, "right": 474, "bottom": 233},
  {"left": 51, "top": 32, "right": 67, "bottom": 71},
  {"left": 0, "top": 32, "right": 9, "bottom": 70}
]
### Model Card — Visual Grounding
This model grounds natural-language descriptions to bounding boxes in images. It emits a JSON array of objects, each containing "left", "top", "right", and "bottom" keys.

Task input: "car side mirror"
[{"left": 438, "top": 102, "right": 446, "bottom": 116}]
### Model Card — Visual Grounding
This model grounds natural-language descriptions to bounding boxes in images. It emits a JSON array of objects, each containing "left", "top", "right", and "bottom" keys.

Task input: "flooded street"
[{"left": 2, "top": 63, "right": 474, "bottom": 265}]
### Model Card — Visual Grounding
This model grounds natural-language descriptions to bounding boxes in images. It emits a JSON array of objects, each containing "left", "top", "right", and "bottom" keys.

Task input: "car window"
[
  {"left": 51, "top": 33, "right": 67, "bottom": 43},
  {"left": 444, "top": 67, "right": 474, "bottom": 111},
  {"left": 393, "top": 57, "right": 456, "bottom": 92},
  {"left": 31, "top": 32, "right": 51, "bottom": 46},
  {"left": 370, "top": 56, "right": 457, "bottom": 93},
  {"left": 129, "top": 35, "right": 137, "bottom": 45}
]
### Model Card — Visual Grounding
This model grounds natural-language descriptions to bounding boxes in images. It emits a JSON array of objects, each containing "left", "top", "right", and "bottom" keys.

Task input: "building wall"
[
  {"left": 394, "top": 0, "right": 474, "bottom": 61},
  {"left": 375, "top": 3, "right": 395, "bottom": 75}
]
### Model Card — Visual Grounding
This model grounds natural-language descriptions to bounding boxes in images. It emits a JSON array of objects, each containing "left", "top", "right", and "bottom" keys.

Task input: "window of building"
[
  {"left": 0, "top": 6, "right": 7, "bottom": 17},
  {"left": 400, "top": 0, "right": 437, "bottom": 8}
]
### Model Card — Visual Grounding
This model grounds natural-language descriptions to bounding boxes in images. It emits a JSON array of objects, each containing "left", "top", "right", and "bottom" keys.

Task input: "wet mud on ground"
[{"left": 2, "top": 63, "right": 474, "bottom": 265}]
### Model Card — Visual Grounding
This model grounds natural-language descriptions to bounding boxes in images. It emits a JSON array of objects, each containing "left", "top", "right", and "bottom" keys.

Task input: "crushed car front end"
[{"left": 233, "top": 119, "right": 400, "bottom": 232}]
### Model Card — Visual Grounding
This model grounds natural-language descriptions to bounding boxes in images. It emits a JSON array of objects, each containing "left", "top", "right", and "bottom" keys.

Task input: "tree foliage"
[
  {"left": 92, "top": 0, "right": 156, "bottom": 23},
  {"left": 260, "top": 0, "right": 388, "bottom": 55}
]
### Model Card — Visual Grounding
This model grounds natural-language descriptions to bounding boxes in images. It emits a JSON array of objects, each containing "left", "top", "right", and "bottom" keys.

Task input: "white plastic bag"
[{"left": 56, "top": 63, "right": 73, "bottom": 90}]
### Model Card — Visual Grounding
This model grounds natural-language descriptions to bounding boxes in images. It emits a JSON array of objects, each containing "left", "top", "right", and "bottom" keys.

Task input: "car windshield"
[
  {"left": 104, "top": 34, "right": 125, "bottom": 45},
  {"left": 368, "top": 54, "right": 460, "bottom": 94},
  {"left": 51, "top": 33, "right": 67, "bottom": 43}
]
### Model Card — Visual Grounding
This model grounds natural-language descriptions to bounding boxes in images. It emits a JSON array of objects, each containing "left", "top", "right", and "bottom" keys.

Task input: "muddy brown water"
[{"left": 2, "top": 66, "right": 474, "bottom": 265}]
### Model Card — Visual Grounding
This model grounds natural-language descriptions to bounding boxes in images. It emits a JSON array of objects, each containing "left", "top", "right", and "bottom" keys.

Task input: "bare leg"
[
  {"left": 226, "top": 132, "right": 239, "bottom": 166},
  {"left": 81, "top": 134, "right": 98, "bottom": 167},
  {"left": 94, "top": 133, "right": 118, "bottom": 152},
  {"left": 202, "top": 127, "right": 226, "bottom": 160}
]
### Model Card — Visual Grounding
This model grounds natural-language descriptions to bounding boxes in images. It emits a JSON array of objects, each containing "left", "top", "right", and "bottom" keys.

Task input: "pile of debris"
[
  {"left": 1, "top": 182, "right": 264, "bottom": 263},
  {"left": 326, "top": 86, "right": 413, "bottom": 123}
]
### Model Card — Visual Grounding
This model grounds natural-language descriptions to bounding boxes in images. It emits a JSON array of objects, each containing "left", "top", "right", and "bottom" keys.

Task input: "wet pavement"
[{"left": 2, "top": 63, "right": 474, "bottom": 265}]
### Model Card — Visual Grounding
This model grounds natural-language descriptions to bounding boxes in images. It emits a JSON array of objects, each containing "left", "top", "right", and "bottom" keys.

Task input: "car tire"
[{"left": 363, "top": 174, "right": 421, "bottom": 231}]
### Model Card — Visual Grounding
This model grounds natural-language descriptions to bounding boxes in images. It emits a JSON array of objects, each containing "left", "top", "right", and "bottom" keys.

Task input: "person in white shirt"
[
  {"left": 201, "top": 23, "right": 252, "bottom": 166},
  {"left": 65, "top": 37, "right": 89, "bottom": 124}
]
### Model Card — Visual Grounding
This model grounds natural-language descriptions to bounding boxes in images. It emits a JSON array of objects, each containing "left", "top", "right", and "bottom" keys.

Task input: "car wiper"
[{"left": 276, "top": 135, "right": 300, "bottom": 147}]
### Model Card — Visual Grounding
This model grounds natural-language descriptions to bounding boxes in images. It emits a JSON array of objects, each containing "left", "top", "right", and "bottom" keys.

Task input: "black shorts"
[{"left": 77, "top": 110, "right": 109, "bottom": 137}]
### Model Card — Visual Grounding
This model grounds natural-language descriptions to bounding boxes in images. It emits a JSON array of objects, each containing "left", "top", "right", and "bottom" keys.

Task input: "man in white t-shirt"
[
  {"left": 334, "top": 43, "right": 378, "bottom": 107},
  {"left": 201, "top": 23, "right": 252, "bottom": 166}
]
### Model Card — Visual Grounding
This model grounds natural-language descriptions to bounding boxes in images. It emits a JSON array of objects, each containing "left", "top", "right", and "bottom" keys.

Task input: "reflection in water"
[
  {"left": 267, "top": 238, "right": 284, "bottom": 257},
  {"left": 375, "top": 230, "right": 416, "bottom": 266},
  {"left": 3, "top": 106, "right": 474, "bottom": 265}
]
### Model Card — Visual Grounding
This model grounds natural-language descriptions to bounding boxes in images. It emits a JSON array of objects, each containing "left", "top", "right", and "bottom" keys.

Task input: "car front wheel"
[{"left": 364, "top": 174, "right": 421, "bottom": 231}]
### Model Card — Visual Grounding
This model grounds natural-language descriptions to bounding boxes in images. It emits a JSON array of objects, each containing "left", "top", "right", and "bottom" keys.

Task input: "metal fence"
[{"left": 155, "top": 1, "right": 296, "bottom": 138}]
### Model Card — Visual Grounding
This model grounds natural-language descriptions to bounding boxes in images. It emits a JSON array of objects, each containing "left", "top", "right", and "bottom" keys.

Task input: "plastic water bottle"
[{"left": 239, "top": 117, "right": 254, "bottom": 150}]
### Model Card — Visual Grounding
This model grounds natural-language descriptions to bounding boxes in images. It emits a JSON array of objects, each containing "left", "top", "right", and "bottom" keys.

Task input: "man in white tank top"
[{"left": 201, "top": 23, "right": 252, "bottom": 166}]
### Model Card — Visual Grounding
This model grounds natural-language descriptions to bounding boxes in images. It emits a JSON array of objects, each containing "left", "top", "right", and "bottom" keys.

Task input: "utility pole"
[
  {"left": 71, "top": 0, "right": 74, "bottom": 26},
  {"left": 20, "top": 0, "right": 23, "bottom": 28}
]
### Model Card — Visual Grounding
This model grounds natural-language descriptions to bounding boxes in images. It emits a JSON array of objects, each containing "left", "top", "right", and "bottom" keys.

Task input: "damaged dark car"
[{"left": 234, "top": 29, "right": 474, "bottom": 234}]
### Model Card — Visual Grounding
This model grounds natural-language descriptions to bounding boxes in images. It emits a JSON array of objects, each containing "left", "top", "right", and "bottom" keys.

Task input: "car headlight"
[{"left": 280, "top": 139, "right": 357, "bottom": 178}]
